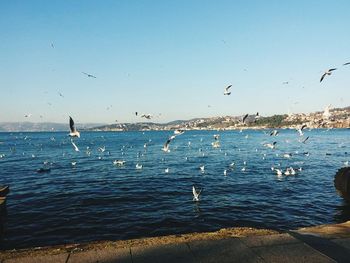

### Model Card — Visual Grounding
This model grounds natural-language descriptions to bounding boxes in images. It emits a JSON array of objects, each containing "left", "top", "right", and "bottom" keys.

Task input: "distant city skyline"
[{"left": 1, "top": 0, "right": 349, "bottom": 124}]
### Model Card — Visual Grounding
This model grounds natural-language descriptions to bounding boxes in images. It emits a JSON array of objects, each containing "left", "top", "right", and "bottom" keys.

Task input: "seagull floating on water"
[
  {"left": 283, "top": 153, "right": 292, "bottom": 158},
  {"left": 264, "top": 142, "right": 277, "bottom": 149},
  {"left": 113, "top": 160, "right": 126, "bottom": 166},
  {"left": 275, "top": 169, "right": 283, "bottom": 176}
]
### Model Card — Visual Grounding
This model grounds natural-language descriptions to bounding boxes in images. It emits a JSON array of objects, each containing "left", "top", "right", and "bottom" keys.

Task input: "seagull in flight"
[
  {"left": 192, "top": 186, "right": 202, "bottom": 202},
  {"left": 69, "top": 116, "right": 80, "bottom": 138},
  {"left": 297, "top": 124, "right": 307, "bottom": 136},
  {"left": 24, "top": 114, "right": 32, "bottom": 118},
  {"left": 223, "top": 85, "right": 232, "bottom": 95},
  {"left": 82, "top": 72, "right": 97, "bottom": 78},
  {"left": 270, "top": 130, "right": 279, "bottom": 136},
  {"left": 320, "top": 68, "right": 337, "bottom": 82},
  {"left": 301, "top": 136, "right": 309, "bottom": 144},
  {"left": 141, "top": 114, "right": 152, "bottom": 119},
  {"left": 242, "top": 113, "right": 249, "bottom": 124},
  {"left": 162, "top": 135, "right": 176, "bottom": 152},
  {"left": 71, "top": 139, "right": 79, "bottom": 152},
  {"left": 343, "top": 62, "right": 350, "bottom": 66},
  {"left": 58, "top": 92, "right": 64, "bottom": 98}
]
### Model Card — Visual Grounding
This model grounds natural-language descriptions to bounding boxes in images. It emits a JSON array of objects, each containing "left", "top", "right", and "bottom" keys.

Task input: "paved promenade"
[{"left": 1, "top": 221, "right": 350, "bottom": 263}]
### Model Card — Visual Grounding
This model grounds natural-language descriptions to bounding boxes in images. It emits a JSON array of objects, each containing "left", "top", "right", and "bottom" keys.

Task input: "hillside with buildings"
[{"left": 90, "top": 106, "right": 350, "bottom": 131}]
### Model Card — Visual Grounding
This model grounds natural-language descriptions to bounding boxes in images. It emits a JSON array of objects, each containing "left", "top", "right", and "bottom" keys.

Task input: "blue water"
[{"left": 0, "top": 129, "right": 349, "bottom": 249}]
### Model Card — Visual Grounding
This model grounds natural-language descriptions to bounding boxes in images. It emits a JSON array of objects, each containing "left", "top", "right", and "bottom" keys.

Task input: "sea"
[{"left": 0, "top": 129, "right": 349, "bottom": 249}]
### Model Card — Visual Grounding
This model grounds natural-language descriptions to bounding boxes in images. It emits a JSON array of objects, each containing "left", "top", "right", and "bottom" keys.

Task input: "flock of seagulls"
[
  {"left": 64, "top": 62, "right": 348, "bottom": 203},
  {"left": 59, "top": 112, "right": 347, "bottom": 203},
  {"left": 13, "top": 50, "right": 349, "bottom": 204}
]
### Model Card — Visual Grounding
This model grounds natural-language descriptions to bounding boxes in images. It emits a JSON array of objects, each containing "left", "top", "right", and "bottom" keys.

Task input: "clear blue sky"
[{"left": 1, "top": 0, "right": 349, "bottom": 124}]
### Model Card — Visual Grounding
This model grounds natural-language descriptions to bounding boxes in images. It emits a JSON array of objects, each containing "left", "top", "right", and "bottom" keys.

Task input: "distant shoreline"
[
  {"left": 1, "top": 105, "right": 350, "bottom": 132},
  {"left": 0, "top": 127, "right": 350, "bottom": 133},
  {"left": 0, "top": 127, "right": 349, "bottom": 133}
]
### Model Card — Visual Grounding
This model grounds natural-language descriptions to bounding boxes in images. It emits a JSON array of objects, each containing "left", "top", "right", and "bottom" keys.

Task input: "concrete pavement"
[{"left": 2, "top": 222, "right": 350, "bottom": 263}]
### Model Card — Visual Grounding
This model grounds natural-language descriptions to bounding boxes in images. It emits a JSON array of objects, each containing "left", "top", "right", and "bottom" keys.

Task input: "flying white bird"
[
  {"left": 135, "top": 163, "right": 143, "bottom": 169},
  {"left": 320, "top": 68, "right": 337, "bottom": 82},
  {"left": 224, "top": 85, "right": 232, "bottom": 95},
  {"left": 270, "top": 130, "right": 279, "bottom": 136},
  {"left": 162, "top": 135, "right": 176, "bottom": 152},
  {"left": 24, "top": 114, "right": 32, "bottom": 118},
  {"left": 71, "top": 139, "right": 79, "bottom": 152},
  {"left": 199, "top": 165, "right": 205, "bottom": 173},
  {"left": 296, "top": 124, "right": 307, "bottom": 136},
  {"left": 192, "top": 186, "right": 202, "bottom": 202},
  {"left": 69, "top": 116, "right": 80, "bottom": 138}
]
